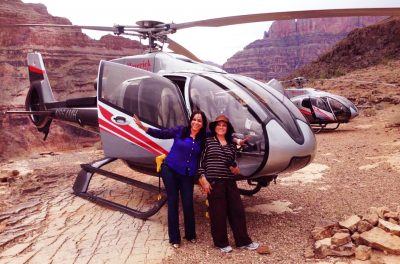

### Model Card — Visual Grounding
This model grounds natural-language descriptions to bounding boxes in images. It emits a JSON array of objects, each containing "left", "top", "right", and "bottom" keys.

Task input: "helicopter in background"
[
  {"left": 5, "top": 7, "right": 400, "bottom": 219},
  {"left": 282, "top": 77, "right": 359, "bottom": 132}
]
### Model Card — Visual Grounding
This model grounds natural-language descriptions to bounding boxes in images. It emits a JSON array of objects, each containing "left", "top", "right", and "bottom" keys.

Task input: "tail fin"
[
  {"left": 27, "top": 52, "right": 55, "bottom": 103},
  {"left": 26, "top": 52, "right": 55, "bottom": 140}
]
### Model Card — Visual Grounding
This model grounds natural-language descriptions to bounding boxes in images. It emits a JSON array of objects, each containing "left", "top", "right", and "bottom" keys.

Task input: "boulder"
[
  {"left": 331, "top": 233, "right": 351, "bottom": 246},
  {"left": 355, "top": 245, "right": 371, "bottom": 261},
  {"left": 360, "top": 227, "right": 400, "bottom": 255},
  {"left": 339, "top": 215, "right": 361, "bottom": 233},
  {"left": 378, "top": 219, "right": 400, "bottom": 236}
]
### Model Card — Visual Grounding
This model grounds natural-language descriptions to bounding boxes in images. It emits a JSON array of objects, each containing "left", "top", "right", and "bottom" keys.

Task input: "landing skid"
[
  {"left": 73, "top": 157, "right": 167, "bottom": 219},
  {"left": 238, "top": 181, "right": 262, "bottom": 196},
  {"left": 237, "top": 176, "right": 277, "bottom": 196},
  {"left": 311, "top": 123, "right": 340, "bottom": 133}
]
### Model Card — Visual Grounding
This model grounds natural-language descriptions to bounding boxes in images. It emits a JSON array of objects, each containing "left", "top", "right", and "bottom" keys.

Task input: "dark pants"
[
  {"left": 208, "top": 180, "right": 252, "bottom": 248},
  {"left": 161, "top": 164, "right": 196, "bottom": 244}
]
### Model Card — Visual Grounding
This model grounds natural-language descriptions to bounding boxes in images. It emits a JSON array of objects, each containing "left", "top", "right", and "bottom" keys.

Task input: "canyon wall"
[
  {"left": 0, "top": 0, "right": 145, "bottom": 160},
  {"left": 222, "top": 16, "right": 386, "bottom": 81}
]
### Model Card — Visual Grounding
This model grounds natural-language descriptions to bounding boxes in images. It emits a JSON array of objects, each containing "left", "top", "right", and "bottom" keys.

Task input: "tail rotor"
[{"left": 25, "top": 52, "right": 56, "bottom": 139}]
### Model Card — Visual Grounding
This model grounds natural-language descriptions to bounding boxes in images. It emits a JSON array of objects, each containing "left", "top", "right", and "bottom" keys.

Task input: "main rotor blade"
[
  {"left": 0, "top": 23, "right": 157, "bottom": 36},
  {"left": 0, "top": 23, "right": 118, "bottom": 32},
  {"left": 166, "top": 37, "right": 202, "bottom": 62},
  {"left": 172, "top": 8, "right": 400, "bottom": 30}
]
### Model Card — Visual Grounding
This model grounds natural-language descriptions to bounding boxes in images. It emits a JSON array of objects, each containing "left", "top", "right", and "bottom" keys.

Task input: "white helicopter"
[
  {"left": 6, "top": 7, "right": 400, "bottom": 218},
  {"left": 269, "top": 77, "right": 359, "bottom": 132}
]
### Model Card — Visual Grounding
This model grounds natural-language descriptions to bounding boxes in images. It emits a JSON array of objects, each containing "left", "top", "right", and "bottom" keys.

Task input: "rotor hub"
[{"left": 136, "top": 20, "right": 164, "bottom": 28}]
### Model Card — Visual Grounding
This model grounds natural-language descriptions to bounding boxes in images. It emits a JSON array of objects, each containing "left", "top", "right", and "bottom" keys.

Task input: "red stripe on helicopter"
[
  {"left": 98, "top": 105, "right": 168, "bottom": 155},
  {"left": 28, "top": 65, "right": 45, "bottom": 74},
  {"left": 98, "top": 118, "right": 164, "bottom": 155},
  {"left": 98, "top": 123, "right": 158, "bottom": 155},
  {"left": 299, "top": 108, "right": 312, "bottom": 116},
  {"left": 312, "top": 107, "right": 335, "bottom": 121},
  {"left": 99, "top": 106, "right": 167, "bottom": 153}
]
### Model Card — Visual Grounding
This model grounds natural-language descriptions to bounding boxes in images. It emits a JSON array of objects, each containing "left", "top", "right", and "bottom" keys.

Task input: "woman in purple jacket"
[{"left": 134, "top": 110, "right": 207, "bottom": 248}]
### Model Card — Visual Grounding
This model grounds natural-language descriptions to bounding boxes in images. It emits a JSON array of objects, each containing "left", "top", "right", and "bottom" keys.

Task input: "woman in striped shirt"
[{"left": 198, "top": 114, "right": 259, "bottom": 253}]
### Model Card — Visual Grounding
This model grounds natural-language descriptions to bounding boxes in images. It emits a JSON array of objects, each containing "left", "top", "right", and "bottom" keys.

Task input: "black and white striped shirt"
[{"left": 198, "top": 136, "right": 237, "bottom": 179}]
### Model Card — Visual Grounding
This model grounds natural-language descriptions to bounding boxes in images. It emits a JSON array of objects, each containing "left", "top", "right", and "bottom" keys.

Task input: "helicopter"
[
  {"left": 5, "top": 7, "right": 400, "bottom": 219},
  {"left": 268, "top": 77, "right": 359, "bottom": 132}
]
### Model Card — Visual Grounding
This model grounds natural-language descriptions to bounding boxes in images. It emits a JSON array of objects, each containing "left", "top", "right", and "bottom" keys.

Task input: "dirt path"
[{"left": 0, "top": 105, "right": 399, "bottom": 264}]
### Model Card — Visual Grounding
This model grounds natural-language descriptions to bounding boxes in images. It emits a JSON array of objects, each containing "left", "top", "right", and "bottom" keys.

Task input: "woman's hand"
[
  {"left": 199, "top": 176, "right": 212, "bottom": 194},
  {"left": 230, "top": 166, "right": 240, "bottom": 175},
  {"left": 238, "top": 135, "right": 251, "bottom": 147},
  {"left": 133, "top": 114, "right": 148, "bottom": 132},
  {"left": 235, "top": 135, "right": 251, "bottom": 146}
]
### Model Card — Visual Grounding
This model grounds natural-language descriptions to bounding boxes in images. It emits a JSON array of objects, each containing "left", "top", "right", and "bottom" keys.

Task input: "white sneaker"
[
  {"left": 219, "top": 245, "right": 233, "bottom": 253},
  {"left": 171, "top": 243, "right": 180, "bottom": 249},
  {"left": 239, "top": 242, "right": 259, "bottom": 250}
]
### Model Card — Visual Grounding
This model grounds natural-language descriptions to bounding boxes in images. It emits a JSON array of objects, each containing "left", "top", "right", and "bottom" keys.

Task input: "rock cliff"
[
  {"left": 222, "top": 16, "right": 386, "bottom": 81},
  {"left": 0, "top": 0, "right": 144, "bottom": 105},
  {"left": 291, "top": 17, "right": 400, "bottom": 79},
  {"left": 0, "top": 0, "right": 144, "bottom": 160}
]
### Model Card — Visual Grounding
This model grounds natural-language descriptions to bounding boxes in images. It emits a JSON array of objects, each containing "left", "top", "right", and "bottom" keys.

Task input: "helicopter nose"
[{"left": 350, "top": 107, "right": 359, "bottom": 119}]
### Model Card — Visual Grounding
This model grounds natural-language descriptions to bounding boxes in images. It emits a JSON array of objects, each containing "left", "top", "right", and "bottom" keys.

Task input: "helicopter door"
[{"left": 97, "top": 60, "right": 188, "bottom": 169}]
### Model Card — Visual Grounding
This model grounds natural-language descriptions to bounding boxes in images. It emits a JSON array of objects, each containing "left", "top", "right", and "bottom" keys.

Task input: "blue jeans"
[{"left": 161, "top": 164, "right": 196, "bottom": 244}]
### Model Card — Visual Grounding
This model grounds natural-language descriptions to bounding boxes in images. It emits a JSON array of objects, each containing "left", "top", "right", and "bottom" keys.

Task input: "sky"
[{"left": 22, "top": 0, "right": 400, "bottom": 65}]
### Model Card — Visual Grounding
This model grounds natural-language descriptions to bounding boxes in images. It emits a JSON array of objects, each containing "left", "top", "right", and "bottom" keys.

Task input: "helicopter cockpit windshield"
[
  {"left": 189, "top": 75, "right": 266, "bottom": 177},
  {"left": 327, "top": 97, "right": 351, "bottom": 122},
  {"left": 228, "top": 75, "right": 305, "bottom": 144}
]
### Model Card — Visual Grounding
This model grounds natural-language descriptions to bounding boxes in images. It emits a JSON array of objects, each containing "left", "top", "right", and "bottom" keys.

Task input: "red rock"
[
  {"left": 355, "top": 245, "right": 371, "bottom": 261},
  {"left": 360, "top": 227, "right": 400, "bottom": 255},
  {"left": 331, "top": 233, "right": 351, "bottom": 246},
  {"left": 256, "top": 245, "right": 271, "bottom": 254}
]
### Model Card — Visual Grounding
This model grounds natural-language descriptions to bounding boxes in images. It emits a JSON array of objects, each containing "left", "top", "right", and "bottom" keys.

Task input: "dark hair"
[
  {"left": 180, "top": 110, "right": 207, "bottom": 142},
  {"left": 210, "top": 120, "right": 234, "bottom": 143}
]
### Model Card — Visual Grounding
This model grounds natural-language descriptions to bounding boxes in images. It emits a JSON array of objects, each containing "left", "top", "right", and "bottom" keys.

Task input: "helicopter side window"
[
  {"left": 157, "top": 86, "right": 181, "bottom": 127},
  {"left": 312, "top": 97, "right": 330, "bottom": 112},
  {"left": 136, "top": 79, "right": 187, "bottom": 128},
  {"left": 99, "top": 61, "right": 187, "bottom": 128},
  {"left": 123, "top": 84, "right": 139, "bottom": 114}
]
